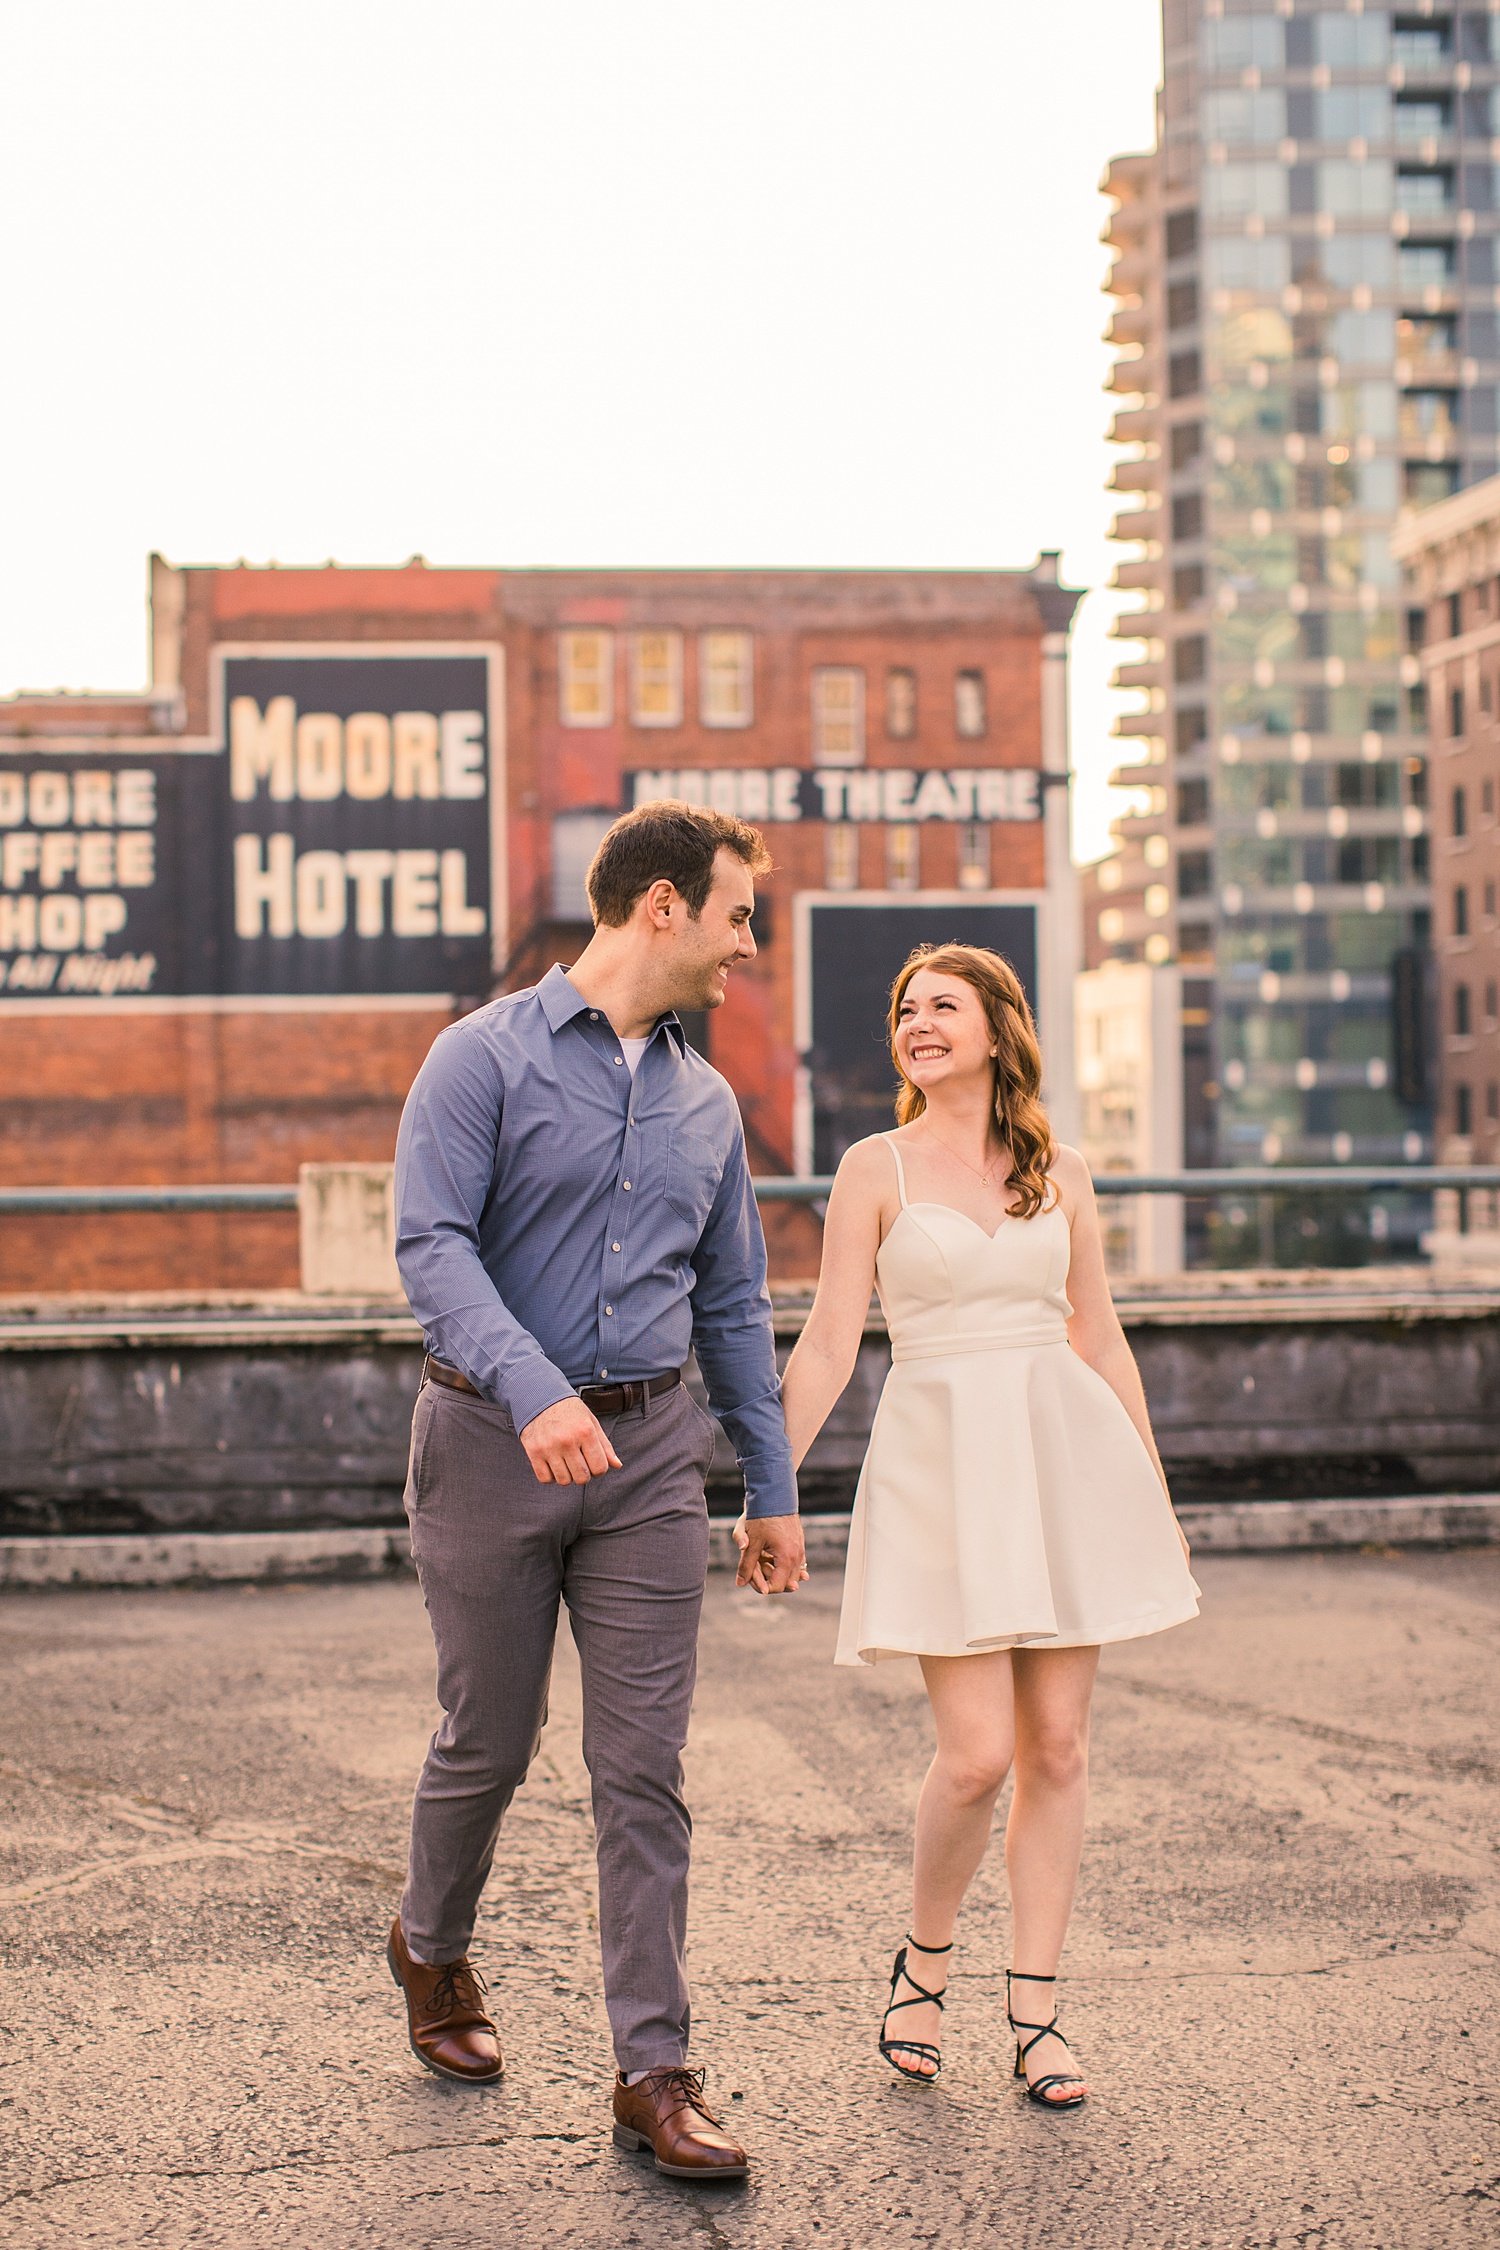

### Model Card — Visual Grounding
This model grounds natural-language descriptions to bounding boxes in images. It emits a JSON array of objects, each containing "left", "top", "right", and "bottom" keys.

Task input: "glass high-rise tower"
[{"left": 1100, "top": 1, "right": 1500, "bottom": 1216}]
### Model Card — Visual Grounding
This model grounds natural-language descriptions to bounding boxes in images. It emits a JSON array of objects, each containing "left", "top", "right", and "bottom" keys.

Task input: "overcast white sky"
[{"left": 0, "top": 0, "right": 1161, "bottom": 862}]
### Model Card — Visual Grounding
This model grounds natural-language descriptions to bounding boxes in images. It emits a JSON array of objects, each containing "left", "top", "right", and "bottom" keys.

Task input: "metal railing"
[{"left": 0, "top": 1168, "right": 1497, "bottom": 1215}]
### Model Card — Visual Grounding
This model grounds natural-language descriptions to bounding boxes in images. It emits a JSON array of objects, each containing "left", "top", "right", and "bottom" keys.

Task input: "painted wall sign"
[
  {"left": 0, "top": 652, "right": 497, "bottom": 1001},
  {"left": 626, "top": 765, "right": 1042, "bottom": 823}
]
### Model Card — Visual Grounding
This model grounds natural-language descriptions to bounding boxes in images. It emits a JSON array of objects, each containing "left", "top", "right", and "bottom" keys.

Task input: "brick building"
[
  {"left": 0, "top": 556, "right": 1079, "bottom": 1291},
  {"left": 1392, "top": 478, "right": 1500, "bottom": 1205}
]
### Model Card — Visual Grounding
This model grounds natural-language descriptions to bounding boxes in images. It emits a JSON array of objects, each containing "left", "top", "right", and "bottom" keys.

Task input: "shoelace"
[
  {"left": 422, "top": 1961, "right": 488, "bottom": 2021},
  {"left": 636, "top": 2066, "right": 719, "bottom": 2124}
]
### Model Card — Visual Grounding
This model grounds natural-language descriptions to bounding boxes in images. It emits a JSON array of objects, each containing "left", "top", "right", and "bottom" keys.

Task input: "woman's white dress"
[{"left": 835, "top": 1138, "right": 1201, "bottom": 1666}]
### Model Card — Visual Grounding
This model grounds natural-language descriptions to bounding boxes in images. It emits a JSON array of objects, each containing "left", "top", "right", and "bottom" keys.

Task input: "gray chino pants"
[{"left": 399, "top": 1374, "right": 717, "bottom": 2073}]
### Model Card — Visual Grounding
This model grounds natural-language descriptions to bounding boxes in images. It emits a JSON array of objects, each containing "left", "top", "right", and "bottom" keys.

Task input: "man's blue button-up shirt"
[{"left": 393, "top": 964, "right": 797, "bottom": 1519}]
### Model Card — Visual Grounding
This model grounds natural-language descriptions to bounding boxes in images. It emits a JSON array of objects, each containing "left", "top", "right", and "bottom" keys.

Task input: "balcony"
[
  {"left": 1110, "top": 552, "right": 1164, "bottom": 592},
  {"left": 1108, "top": 603, "right": 1158, "bottom": 640},
  {"left": 1107, "top": 455, "right": 1160, "bottom": 497},
  {"left": 1106, "top": 349, "right": 1155, "bottom": 397},
  {"left": 1105, "top": 242, "right": 1150, "bottom": 300},
  {"left": 1106, "top": 302, "right": 1150, "bottom": 350},
  {"left": 1110, "top": 500, "right": 1163, "bottom": 544},
  {"left": 1113, "top": 658, "right": 1165, "bottom": 693},
  {"left": 1109, "top": 400, "right": 1158, "bottom": 444}
]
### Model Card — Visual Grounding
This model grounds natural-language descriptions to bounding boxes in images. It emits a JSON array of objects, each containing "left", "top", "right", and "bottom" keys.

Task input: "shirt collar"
[{"left": 538, "top": 963, "right": 687, "bottom": 1054}]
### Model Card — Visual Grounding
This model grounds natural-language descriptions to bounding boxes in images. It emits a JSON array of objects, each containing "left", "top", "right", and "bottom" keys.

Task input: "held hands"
[
  {"left": 518, "top": 1397, "right": 623, "bottom": 1485},
  {"left": 732, "top": 1512, "right": 810, "bottom": 1596}
]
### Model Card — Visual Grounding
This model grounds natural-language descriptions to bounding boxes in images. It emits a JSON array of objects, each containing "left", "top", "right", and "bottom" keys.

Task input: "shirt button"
[
  {"left": 611, "top": 1241, "right": 621, "bottom": 1252},
  {"left": 614, "top": 1055, "right": 624, "bottom": 1065},
  {"left": 599, "top": 1367, "right": 608, "bottom": 1378},
  {"left": 589, "top": 1011, "right": 599, "bottom": 1020},
  {"left": 622, "top": 1179, "right": 632, "bottom": 1191},
  {"left": 604, "top": 1305, "right": 614, "bottom": 1316}
]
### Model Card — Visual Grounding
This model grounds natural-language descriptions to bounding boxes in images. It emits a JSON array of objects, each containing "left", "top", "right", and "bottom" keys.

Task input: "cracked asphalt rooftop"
[{"left": 0, "top": 1548, "right": 1495, "bottom": 2248}]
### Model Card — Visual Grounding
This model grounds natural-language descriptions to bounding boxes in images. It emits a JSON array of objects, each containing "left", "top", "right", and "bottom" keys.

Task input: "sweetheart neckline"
[{"left": 886, "top": 1200, "right": 1067, "bottom": 1248}]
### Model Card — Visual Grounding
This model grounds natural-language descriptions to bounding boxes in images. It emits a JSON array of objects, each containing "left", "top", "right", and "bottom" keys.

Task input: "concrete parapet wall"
[{"left": 0, "top": 1270, "right": 1496, "bottom": 1544}]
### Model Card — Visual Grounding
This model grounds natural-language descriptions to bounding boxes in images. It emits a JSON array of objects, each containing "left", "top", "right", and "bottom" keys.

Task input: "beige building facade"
[{"left": 1392, "top": 475, "right": 1500, "bottom": 1257}]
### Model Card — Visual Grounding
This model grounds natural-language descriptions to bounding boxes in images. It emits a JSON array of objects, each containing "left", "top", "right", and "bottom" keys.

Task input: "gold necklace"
[{"left": 921, "top": 1125, "right": 1009, "bottom": 1186}]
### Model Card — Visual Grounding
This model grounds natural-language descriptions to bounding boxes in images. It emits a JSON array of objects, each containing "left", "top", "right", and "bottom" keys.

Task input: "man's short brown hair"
[{"left": 586, "top": 800, "right": 773, "bottom": 927}]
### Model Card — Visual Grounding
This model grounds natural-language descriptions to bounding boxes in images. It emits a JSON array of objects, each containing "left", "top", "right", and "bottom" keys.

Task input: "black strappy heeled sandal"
[
  {"left": 1006, "top": 1970, "right": 1088, "bottom": 2110},
  {"left": 878, "top": 1936, "right": 952, "bottom": 2082}
]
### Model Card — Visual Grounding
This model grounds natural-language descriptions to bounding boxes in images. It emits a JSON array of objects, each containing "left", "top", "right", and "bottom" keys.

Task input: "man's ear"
[{"left": 641, "top": 877, "right": 678, "bottom": 929}]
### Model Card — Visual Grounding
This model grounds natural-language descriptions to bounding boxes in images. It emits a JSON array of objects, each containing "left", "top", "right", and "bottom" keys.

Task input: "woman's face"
[{"left": 893, "top": 967, "right": 995, "bottom": 1097}]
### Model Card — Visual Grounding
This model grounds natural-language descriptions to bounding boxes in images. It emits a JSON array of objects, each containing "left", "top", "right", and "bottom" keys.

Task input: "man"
[{"left": 388, "top": 801, "right": 805, "bottom": 2183}]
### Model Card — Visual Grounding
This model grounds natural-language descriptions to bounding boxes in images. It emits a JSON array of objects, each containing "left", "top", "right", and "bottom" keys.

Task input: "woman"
[{"left": 748, "top": 944, "right": 1198, "bottom": 2108}]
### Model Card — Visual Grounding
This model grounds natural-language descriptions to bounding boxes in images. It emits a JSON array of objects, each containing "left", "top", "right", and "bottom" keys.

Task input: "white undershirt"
[{"left": 619, "top": 1035, "right": 651, "bottom": 1079}]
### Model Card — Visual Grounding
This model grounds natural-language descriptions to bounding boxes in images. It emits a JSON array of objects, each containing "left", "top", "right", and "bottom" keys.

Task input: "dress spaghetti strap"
[{"left": 884, "top": 1134, "right": 910, "bottom": 1209}]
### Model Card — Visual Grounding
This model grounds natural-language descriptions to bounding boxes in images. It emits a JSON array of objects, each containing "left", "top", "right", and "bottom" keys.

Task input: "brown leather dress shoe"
[
  {"left": 386, "top": 1917, "right": 503, "bottom": 2084},
  {"left": 611, "top": 2068, "right": 748, "bottom": 2180}
]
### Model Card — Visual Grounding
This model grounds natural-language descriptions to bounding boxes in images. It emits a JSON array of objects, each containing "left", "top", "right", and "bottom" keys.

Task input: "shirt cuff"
[
  {"left": 499, "top": 1357, "right": 578, "bottom": 1433},
  {"left": 741, "top": 1454, "right": 800, "bottom": 1520}
]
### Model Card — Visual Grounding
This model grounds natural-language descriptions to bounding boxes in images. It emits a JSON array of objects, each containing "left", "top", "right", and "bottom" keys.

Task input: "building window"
[
  {"left": 551, "top": 809, "right": 615, "bottom": 919},
  {"left": 812, "top": 667, "right": 865, "bottom": 765},
  {"left": 955, "top": 670, "right": 987, "bottom": 740},
  {"left": 1393, "top": 94, "right": 1451, "bottom": 141},
  {"left": 1455, "top": 1083, "right": 1473, "bottom": 1137},
  {"left": 1409, "top": 463, "right": 1460, "bottom": 505},
  {"left": 1175, "top": 707, "right": 1207, "bottom": 758},
  {"left": 1166, "top": 279, "right": 1198, "bottom": 330},
  {"left": 1170, "top": 423, "right": 1203, "bottom": 471},
  {"left": 1173, "top": 564, "right": 1206, "bottom": 609},
  {"left": 559, "top": 631, "right": 613, "bottom": 728},
  {"left": 1486, "top": 883, "right": 1497, "bottom": 923},
  {"left": 1174, "top": 637, "right": 1206, "bottom": 685},
  {"left": 1165, "top": 210, "right": 1197, "bottom": 259},
  {"left": 957, "top": 823, "right": 989, "bottom": 890},
  {"left": 1393, "top": 21, "right": 1451, "bottom": 66},
  {"left": 1484, "top": 779, "right": 1496, "bottom": 821},
  {"left": 885, "top": 667, "right": 917, "bottom": 740},
  {"left": 824, "top": 824, "right": 858, "bottom": 890},
  {"left": 1455, "top": 885, "right": 1469, "bottom": 937},
  {"left": 1489, "top": 981, "right": 1500, "bottom": 1025},
  {"left": 1455, "top": 984, "right": 1472, "bottom": 1038},
  {"left": 1168, "top": 350, "right": 1201, "bottom": 399},
  {"left": 628, "top": 631, "right": 683, "bottom": 728},
  {"left": 886, "top": 824, "right": 919, "bottom": 890},
  {"left": 1448, "top": 591, "right": 1463, "bottom": 639},
  {"left": 698, "top": 632, "right": 753, "bottom": 727},
  {"left": 1399, "top": 241, "right": 1455, "bottom": 289},
  {"left": 1453, "top": 785, "right": 1468, "bottom": 839},
  {"left": 1487, "top": 1083, "right": 1499, "bottom": 1126},
  {"left": 1450, "top": 686, "right": 1465, "bottom": 738},
  {"left": 1172, "top": 493, "right": 1204, "bottom": 542},
  {"left": 1397, "top": 168, "right": 1456, "bottom": 215}
]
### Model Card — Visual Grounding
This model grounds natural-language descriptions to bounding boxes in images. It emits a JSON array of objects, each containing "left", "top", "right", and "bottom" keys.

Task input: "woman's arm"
[
  {"left": 1052, "top": 1146, "right": 1189, "bottom": 1554},
  {"left": 778, "top": 1137, "right": 889, "bottom": 1471}
]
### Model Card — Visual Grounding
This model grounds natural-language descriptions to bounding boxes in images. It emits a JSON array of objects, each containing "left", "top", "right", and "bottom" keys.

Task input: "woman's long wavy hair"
[{"left": 886, "top": 944, "right": 1056, "bottom": 1219}]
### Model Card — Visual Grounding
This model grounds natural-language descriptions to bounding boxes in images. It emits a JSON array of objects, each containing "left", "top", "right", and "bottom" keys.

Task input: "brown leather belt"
[{"left": 423, "top": 1357, "right": 681, "bottom": 1418}]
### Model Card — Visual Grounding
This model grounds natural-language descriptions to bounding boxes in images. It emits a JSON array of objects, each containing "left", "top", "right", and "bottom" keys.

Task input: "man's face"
[{"left": 676, "top": 848, "right": 758, "bottom": 1011}]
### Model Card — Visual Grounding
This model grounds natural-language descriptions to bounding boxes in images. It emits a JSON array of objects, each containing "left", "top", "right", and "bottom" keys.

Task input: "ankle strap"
[
  {"left": 1007, "top": 1968, "right": 1056, "bottom": 1981},
  {"left": 907, "top": 1933, "right": 954, "bottom": 1954}
]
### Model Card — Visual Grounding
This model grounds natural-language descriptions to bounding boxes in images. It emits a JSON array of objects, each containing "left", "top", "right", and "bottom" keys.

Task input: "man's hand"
[
  {"left": 518, "top": 1397, "right": 623, "bottom": 1486},
  {"left": 732, "top": 1512, "right": 809, "bottom": 1595}
]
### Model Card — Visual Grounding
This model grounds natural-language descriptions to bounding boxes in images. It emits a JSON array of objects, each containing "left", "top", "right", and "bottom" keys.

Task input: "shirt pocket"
[{"left": 664, "top": 1127, "right": 725, "bottom": 1232}]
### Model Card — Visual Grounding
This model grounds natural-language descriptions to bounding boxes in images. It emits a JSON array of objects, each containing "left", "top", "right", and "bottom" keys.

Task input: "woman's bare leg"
[
  {"left": 883, "top": 1651, "right": 1016, "bottom": 2075},
  {"left": 1004, "top": 1644, "right": 1100, "bottom": 2095}
]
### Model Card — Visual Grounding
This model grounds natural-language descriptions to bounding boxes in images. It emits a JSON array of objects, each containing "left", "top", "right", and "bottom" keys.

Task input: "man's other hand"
[
  {"left": 519, "top": 1398, "right": 623, "bottom": 1485},
  {"left": 732, "top": 1513, "right": 809, "bottom": 1595}
]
